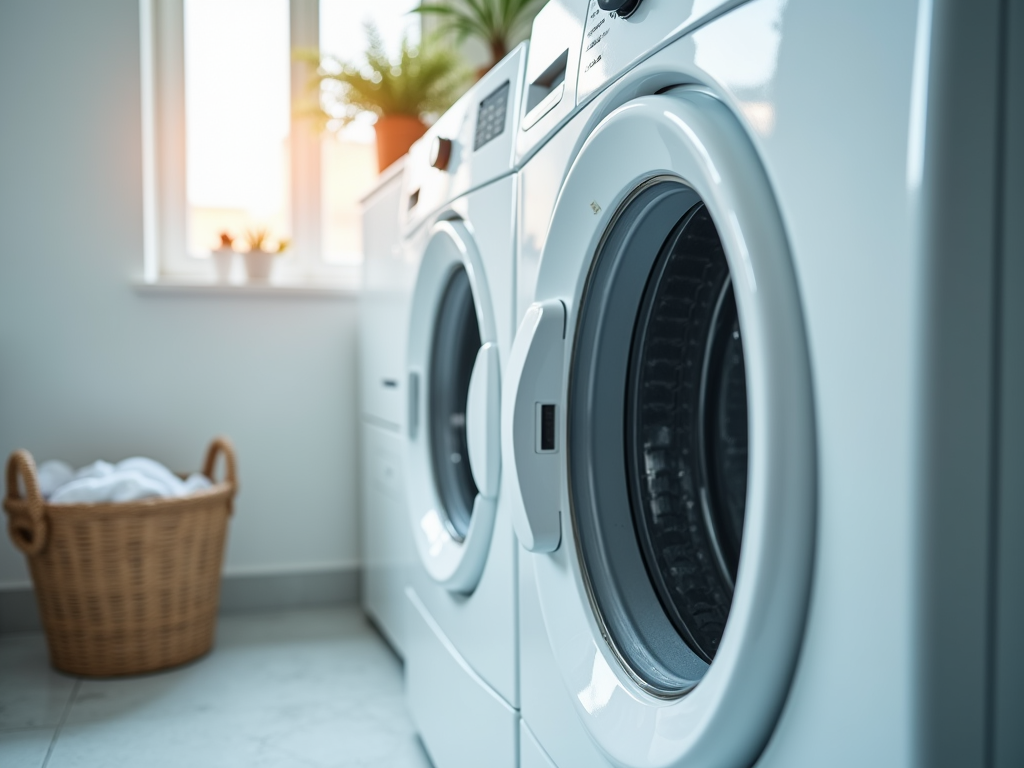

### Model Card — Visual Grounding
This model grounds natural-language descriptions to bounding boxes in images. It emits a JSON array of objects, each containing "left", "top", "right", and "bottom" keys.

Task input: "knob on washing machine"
[
  {"left": 598, "top": 0, "right": 642, "bottom": 17},
  {"left": 429, "top": 137, "right": 453, "bottom": 171}
]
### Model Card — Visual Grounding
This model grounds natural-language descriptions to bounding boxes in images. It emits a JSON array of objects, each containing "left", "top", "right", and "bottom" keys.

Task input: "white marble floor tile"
[
  {"left": 0, "top": 607, "right": 432, "bottom": 768},
  {"left": 0, "top": 728, "right": 54, "bottom": 768},
  {"left": 0, "top": 633, "right": 76, "bottom": 731},
  {"left": 49, "top": 709, "right": 431, "bottom": 768},
  {"left": 64, "top": 609, "right": 406, "bottom": 725}
]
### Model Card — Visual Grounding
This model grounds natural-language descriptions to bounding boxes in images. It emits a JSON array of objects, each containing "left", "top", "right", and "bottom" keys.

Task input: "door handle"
[
  {"left": 501, "top": 300, "right": 565, "bottom": 553},
  {"left": 465, "top": 342, "right": 501, "bottom": 499}
]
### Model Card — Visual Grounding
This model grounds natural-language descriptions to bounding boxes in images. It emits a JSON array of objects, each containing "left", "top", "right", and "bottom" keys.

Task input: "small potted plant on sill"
[
  {"left": 302, "top": 24, "right": 468, "bottom": 172},
  {"left": 412, "top": 0, "right": 543, "bottom": 78},
  {"left": 212, "top": 231, "right": 236, "bottom": 283},
  {"left": 242, "top": 228, "right": 289, "bottom": 283}
]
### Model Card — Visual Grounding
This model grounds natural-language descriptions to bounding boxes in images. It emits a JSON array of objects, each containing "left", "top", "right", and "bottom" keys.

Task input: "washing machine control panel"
[
  {"left": 400, "top": 44, "right": 527, "bottom": 234},
  {"left": 578, "top": 0, "right": 738, "bottom": 103}
]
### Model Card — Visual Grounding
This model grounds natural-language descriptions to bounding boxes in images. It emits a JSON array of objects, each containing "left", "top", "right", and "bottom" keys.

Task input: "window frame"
[{"left": 140, "top": 0, "right": 360, "bottom": 285}]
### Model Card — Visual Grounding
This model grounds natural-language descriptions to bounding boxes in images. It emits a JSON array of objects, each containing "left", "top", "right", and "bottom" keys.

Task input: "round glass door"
[
  {"left": 627, "top": 200, "right": 748, "bottom": 665},
  {"left": 510, "top": 88, "right": 815, "bottom": 768},
  {"left": 406, "top": 219, "right": 502, "bottom": 594},
  {"left": 568, "top": 179, "right": 750, "bottom": 694},
  {"left": 429, "top": 266, "right": 482, "bottom": 540}
]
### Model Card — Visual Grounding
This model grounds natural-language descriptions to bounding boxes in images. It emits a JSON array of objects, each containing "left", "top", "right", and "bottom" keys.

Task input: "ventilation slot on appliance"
[
  {"left": 408, "top": 188, "right": 420, "bottom": 210},
  {"left": 523, "top": 50, "right": 568, "bottom": 130}
]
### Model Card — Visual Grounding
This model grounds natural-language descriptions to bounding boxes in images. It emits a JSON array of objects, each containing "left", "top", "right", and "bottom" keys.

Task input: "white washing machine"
[
  {"left": 359, "top": 158, "right": 417, "bottom": 658},
  {"left": 401, "top": 44, "right": 529, "bottom": 768},
  {"left": 506, "top": 2, "right": 1023, "bottom": 768}
]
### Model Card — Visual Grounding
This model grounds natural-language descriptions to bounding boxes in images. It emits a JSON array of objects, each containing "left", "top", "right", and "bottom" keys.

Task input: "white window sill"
[{"left": 133, "top": 276, "right": 361, "bottom": 299}]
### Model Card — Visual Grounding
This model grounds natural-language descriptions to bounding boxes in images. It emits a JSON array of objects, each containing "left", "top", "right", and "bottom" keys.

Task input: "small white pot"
[
  {"left": 212, "top": 248, "right": 235, "bottom": 282},
  {"left": 243, "top": 250, "right": 276, "bottom": 282}
]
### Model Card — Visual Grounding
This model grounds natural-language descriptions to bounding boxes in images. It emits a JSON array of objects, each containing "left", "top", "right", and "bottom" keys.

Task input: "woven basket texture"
[{"left": 3, "top": 438, "right": 236, "bottom": 677}]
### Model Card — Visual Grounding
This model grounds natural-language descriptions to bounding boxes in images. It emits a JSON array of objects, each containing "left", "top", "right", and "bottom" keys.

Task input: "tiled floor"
[{"left": 0, "top": 607, "right": 432, "bottom": 768}]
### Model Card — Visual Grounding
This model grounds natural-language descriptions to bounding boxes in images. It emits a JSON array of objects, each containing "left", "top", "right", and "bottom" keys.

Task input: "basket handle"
[
  {"left": 4, "top": 450, "right": 48, "bottom": 556},
  {"left": 202, "top": 436, "right": 237, "bottom": 496}
]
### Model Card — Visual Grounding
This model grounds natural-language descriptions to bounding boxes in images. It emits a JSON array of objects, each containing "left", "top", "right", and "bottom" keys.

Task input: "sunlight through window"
[
  {"left": 184, "top": 0, "right": 292, "bottom": 257},
  {"left": 319, "top": 0, "right": 419, "bottom": 264}
]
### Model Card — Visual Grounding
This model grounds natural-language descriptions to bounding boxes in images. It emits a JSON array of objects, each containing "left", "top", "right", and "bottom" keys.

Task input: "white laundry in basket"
[{"left": 41, "top": 456, "right": 212, "bottom": 504}]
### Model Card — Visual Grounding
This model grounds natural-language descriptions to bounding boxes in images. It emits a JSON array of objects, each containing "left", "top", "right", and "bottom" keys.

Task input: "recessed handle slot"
[
  {"left": 523, "top": 50, "right": 568, "bottom": 129},
  {"left": 382, "top": 379, "right": 398, "bottom": 388},
  {"left": 408, "top": 371, "right": 420, "bottom": 438},
  {"left": 537, "top": 404, "right": 557, "bottom": 452}
]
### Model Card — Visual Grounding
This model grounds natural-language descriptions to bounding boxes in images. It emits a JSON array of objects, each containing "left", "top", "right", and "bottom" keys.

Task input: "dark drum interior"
[
  {"left": 568, "top": 179, "right": 749, "bottom": 695},
  {"left": 429, "top": 266, "right": 482, "bottom": 541}
]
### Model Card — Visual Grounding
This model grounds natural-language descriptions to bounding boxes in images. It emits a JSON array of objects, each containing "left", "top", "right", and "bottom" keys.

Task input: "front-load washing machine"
[
  {"left": 400, "top": 44, "right": 528, "bottom": 768},
  {"left": 506, "top": 2, "right": 1023, "bottom": 768}
]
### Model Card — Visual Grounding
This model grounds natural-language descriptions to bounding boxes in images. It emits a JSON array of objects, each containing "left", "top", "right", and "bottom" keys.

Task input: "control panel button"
[
  {"left": 429, "top": 137, "right": 453, "bottom": 171},
  {"left": 597, "top": 0, "right": 641, "bottom": 17}
]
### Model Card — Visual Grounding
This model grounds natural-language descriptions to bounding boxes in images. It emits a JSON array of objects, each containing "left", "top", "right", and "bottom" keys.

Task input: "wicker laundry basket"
[{"left": 3, "top": 437, "right": 237, "bottom": 677}]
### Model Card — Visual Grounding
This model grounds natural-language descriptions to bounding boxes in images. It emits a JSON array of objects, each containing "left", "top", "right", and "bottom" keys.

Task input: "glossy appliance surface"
[
  {"left": 509, "top": 1, "right": 1022, "bottom": 767},
  {"left": 515, "top": 0, "right": 753, "bottom": 168},
  {"left": 358, "top": 159, "right": 417, "bottom": 657},
  {"left": 401, "top": 49, "right": 528, "bottom": 236},
  {"left": 401, "top": 44, "right": 528, "bottom": 768}
]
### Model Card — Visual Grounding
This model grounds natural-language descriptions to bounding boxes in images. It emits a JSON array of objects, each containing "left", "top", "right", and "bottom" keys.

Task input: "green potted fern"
[
  {"left": 308, "top": 24, "right": 467, "bottom": 171},
  {"left": 412, "top": 0, "right": 543, "bottom": 76}
]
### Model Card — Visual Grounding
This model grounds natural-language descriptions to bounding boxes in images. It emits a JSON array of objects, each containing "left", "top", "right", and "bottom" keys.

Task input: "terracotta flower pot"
[
  {"left": 374, "top": 115, "right": 428, "bottom": 172},
  {"left": 243, "top": 250, "right": 276, "bottom": 283}
]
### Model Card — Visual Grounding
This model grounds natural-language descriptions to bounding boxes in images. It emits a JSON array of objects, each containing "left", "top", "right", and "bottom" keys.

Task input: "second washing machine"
[{"left": 400, "top": 44, "right": 528, "bottom": 768}]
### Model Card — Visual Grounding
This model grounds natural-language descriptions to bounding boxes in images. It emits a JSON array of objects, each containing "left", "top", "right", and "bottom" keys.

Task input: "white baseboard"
[{"left": 0, "top": 566, "right": 361, "bottom": 634}]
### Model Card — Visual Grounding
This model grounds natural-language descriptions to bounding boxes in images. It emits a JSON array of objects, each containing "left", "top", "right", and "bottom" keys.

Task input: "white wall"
[{"left": 0, "top": 0, "right": 360, "bottom": 588}]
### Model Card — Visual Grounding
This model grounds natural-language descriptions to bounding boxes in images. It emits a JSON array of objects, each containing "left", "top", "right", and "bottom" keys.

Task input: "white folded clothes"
[
  {"left": 117, "top": 457, "right": 191, "bottom": 496},
  {"left": 181, "top": 473, "right": 213, "bottom": 495},
  {"left": 41, "top": 456, "right": 214, "bottom": 504},
  {"left": 36, "top": 460, "right": 75, "bottom": 498},
  {"left": 49, "top": 470, "right": 170, "bottom": 504},
  {"left": 73, "top": 460, "right": 116, "bottom": 481}
]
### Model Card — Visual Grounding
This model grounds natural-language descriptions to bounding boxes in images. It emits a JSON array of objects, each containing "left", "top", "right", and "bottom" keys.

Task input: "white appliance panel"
[
  {"left": 360, "top": 423, "right": 412, "bottom": 654},
  {"left": 520, "top": 724, "right": 558, "bottom": 768},
  {"left": 518, "top": 548, "right": 609, "bottom": 768},
  {"left": 576, "top": 0, "right": 744, "bottom": 104},
  {"left": 515, "top": 0, "right": 588, "bottom": 166},
  {"left": 359, "top": 291, "right": 410, "bottom": 429},
  {"left": 406, "top": 589, "right": 518, "bottom": 768},
  {"left": 359, "top": 148, "right": 415, "bottom": 658},
  {"left": 515, "top": 97, "right": 598, "bottom": 321}
]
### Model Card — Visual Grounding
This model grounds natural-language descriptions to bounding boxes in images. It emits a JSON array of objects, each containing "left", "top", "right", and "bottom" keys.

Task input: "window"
[
  {"left": 185, "top": 0, "right": 292, "bottom": 259},
  {"left": 141, "top": 0, "right": 419, "bottom": 284},
  {"left": 319, "top": 0, "right": 419, "bottom": 265}
]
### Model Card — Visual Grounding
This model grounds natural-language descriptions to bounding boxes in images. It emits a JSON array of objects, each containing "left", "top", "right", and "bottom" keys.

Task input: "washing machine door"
[
  {"left": 407, "top": 219, "right": 501, "bottom": 594},
  {"left": 503, "top": 89, "right": 815, "bottom": 767}
]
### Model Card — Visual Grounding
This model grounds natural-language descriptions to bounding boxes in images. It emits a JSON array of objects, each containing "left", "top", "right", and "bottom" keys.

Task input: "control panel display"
[{"left": 474, "top": 80, "right": 510, "bottom": 151}]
